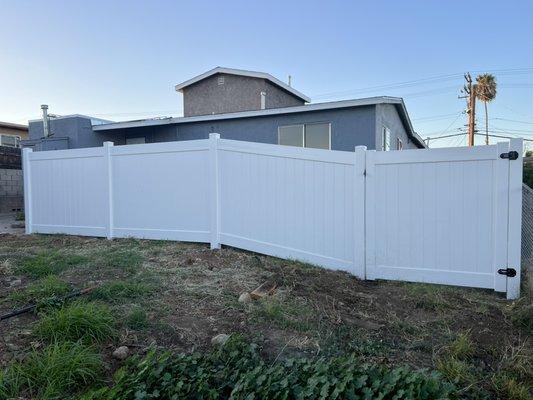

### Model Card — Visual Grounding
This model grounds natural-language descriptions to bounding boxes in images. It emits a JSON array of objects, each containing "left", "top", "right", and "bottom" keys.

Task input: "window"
[
  {"left": 218, "top": 76, "right": 225, "bottom": 85},
  {"left": 278, "top": 123, "right": 330, "bottom": 150},
  {"left": 279, "top": 125, "right": 303, "bottom": 147},
  {"left": 0, "top": 134, "right": 20, "bottom": 148},
  {"left": 126, "top": 137, "right": 146, "bottom": 145},
  {"left": 382, "top": 126, "right": 391, "bottom": 151},
  {"left": 397, "top": 137, "right": 403, "bottom": 150}
]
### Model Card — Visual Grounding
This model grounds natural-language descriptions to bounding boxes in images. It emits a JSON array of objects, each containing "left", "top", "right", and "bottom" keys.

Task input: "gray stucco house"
[{"left": 23, "top": 67, "right": 426, "bottom": 151}]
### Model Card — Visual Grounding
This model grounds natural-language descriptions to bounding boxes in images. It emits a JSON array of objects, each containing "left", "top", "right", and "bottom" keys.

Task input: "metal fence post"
[
  {"left": 22, "top": 147, "right": 33, "bottom": 234},
  {"left": 209, "top": 133, "right": 221, "bottom": 249},
  {"left": 103, "top": 142, "right": 114, "bottom": 240}
]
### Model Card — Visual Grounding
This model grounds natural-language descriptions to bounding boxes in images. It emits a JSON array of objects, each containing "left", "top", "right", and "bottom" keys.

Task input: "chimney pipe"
[
  {"left": 260, "top": 91, "right": 266, "bottom": 110},
  {"left": 41, "top": 104, "right": 50, "bottom": 138},
  {"left": 288, "top": 75, "right": 292, "bottom": 87}
]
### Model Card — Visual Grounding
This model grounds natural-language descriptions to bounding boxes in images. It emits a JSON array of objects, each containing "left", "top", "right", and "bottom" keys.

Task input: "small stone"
[
  {"left": 9, "top": 279, "right": 21, "bottom": 287},
  {"left": 112, "top": 346, "right": 129, "bottom": 360},
  {"left": 238, "top": 292, "right": 252, "bottom": 304},
  {"left": 6, "top": 343, "right": 20, "bottom": 351},
  {"left": 211, "top": 333, "right": 230, "bottom": 346}
]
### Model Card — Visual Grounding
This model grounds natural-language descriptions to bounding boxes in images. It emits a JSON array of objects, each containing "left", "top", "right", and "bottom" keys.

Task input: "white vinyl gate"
[{"left": 22, "top": 135, "right": 523, "bottom": 299}]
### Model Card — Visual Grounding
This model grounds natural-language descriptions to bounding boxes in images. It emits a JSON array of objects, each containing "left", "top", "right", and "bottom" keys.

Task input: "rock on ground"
[
  {"left": 211, "top": 333, "right": 230, "bottom": 346},
  {"left": 112, "top": 346, "right": 129, "bottom": 360},
  {"left": 238, "top": 292, "right": 252, "bottom": 303}
]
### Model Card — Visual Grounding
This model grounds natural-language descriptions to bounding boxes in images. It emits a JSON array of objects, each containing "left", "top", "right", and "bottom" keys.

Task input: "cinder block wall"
[{"left": 0, "top": 168, "right": 23, "bottom": 213}]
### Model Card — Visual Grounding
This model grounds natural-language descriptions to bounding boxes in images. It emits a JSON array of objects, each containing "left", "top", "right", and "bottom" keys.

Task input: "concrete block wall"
[{"left": 0, "top": 168, "right": 23, "bottom": 213}]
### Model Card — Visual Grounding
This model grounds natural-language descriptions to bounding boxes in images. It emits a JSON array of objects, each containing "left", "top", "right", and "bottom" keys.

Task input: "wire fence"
[{"left": 522, "top": 184, "right": 533, "bottom": 268}]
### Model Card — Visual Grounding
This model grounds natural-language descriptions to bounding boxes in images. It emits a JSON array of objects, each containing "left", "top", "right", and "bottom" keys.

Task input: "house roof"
[
  {"left": 174, "top": 67, "right": 311, "bottom": 103},
  {"left": 93, "top": 96, "right": 426, "bottom": 148},
  {"left": 0, "top": 121, "right": 28, "bottom": 131}
]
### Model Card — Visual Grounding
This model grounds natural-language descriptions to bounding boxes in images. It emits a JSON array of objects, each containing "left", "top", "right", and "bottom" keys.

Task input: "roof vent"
[{"left": 218, "top": 76, "right": 225, "bottom": 85}]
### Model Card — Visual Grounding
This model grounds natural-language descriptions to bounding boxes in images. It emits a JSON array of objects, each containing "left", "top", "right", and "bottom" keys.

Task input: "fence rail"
[{"left": 23, "top": 135, "right": 523, "bottom": 299}]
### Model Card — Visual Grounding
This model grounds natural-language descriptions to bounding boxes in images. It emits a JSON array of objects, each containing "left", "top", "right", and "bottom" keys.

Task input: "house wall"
[
  {"left": 0, "top": 147, "right": 23, "bottom": 213},
  {"left": 27, "top": 116, "right": 123, "bottom": 150},
  {"left": 375, "top": 104, "right": 419, "bottom": 150},
  {"left": 106, "top": 106, "right": 377, "bottom": 152},
  {"left": 183, "top": 73, "right": 304, "bottom": 117},
  {"left": 0, "top": 125, "right": 28, "bottom": 140}
]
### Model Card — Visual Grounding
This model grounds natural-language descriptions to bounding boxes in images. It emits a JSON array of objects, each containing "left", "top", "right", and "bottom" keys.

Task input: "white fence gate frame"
[{"left": 22, "top": 134, "right": 523, "bottom": 299}]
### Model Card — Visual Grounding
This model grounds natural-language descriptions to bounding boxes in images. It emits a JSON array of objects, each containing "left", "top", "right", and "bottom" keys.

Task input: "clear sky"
[{"left": 1, "top": 0, "right": 532, "bottom": 148}]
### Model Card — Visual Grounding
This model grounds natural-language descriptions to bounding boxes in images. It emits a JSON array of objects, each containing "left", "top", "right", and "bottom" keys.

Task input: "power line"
[
  {"left": 492, "top": 117, "right": 533, "bottom": 125},
  {"left": 310, "top": 67, "right": 533, "bottom": 99}
]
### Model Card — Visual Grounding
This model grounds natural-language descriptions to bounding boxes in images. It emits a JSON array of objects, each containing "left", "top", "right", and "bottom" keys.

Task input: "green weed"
[
  {"left": 448, "top": 332, "right": 475, "bottom": 359},
  {"left": 8, "top": 275, "right": 70, "bottom": 305},
  {"left": 81, "top": 337, "right": 456, "bottom": 399},
  {"left": 100, "top": 249, "right": 142, "bottom": 271},
  {"left": 89, "top": 280, "right": 153, "bottom": 303},
  {"left": 251, "top": 297, "right": 315, "bottom": 332},
  {"left": 511, "top": 304, "right": 533, "bottom": 331},
  {"left": 492, "top": 373, "right": 532, "bottom": 400},
  {"left": 35, "top": 301, "right": 116, "bottom": 344},
  {"left": 404, "top": 283, "right": 452, "bottom": 311},
  {"left": 0, "top": 341, "right": 103, "bottom": 399},
  {"left": 125, "top": 307, "right": 149, "bottom": 330},
  {"left": 17, "top": 250, "right": 87, "bottom": 278}
]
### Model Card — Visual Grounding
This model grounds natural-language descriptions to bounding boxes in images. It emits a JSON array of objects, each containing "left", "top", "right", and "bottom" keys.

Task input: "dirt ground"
[{"left": 0, "top": 234, "right": 531, "bottom": 398}]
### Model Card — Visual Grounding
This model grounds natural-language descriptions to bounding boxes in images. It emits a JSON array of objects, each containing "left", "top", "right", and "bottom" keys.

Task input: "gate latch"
[
  {"left": 500, "top": 151, "right": 519, "bottom": 160},
  {"left": 497, "top": 268, "right": 517, "bottom": 277}
]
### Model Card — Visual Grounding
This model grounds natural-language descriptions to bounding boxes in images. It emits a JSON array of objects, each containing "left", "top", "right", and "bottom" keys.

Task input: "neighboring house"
[
  {"left": 0, "top": 121, "right": 28, "bottom": 148},
  {"left": 0, "top": 146, "right": 23, "bottom": 213},
  {"left": 23, "top": 67, "right": 426, "bottom": 151}
]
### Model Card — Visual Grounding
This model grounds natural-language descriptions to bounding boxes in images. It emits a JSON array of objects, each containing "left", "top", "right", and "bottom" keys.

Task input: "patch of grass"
[
  {"left": 125, "top": 307, "right": 149, "bottom": 330},
  {"left": 448, "top": 332, "right": 475, "bottom": 359},
  {"left": 35, "top": 301, "right": 116, "bottom": 344},
  {"left": 100, "top": 249, "right": 142, "bottom": 271},
  {"left": 492, "top": 373, "right": 532, "bottom": 400},
  {"left": 0, "top": 341, "right": 103, "bottom": 399},
  {"left": 404, "top": 283, "right": 452, "bottom": 311},
  {"left": 510, "top": 304, "right": 533, "bottom": 331},
  {"left": 251, "top": 296, "right": 315, "bottom": 332},
  {"left": 8, "top": 275, "right": 70, "bottom": 305},
  {"left": 435, "top": 356, "right": 477, "bottom": 386},
  {"left": 89, "top": 280, "right": 153, "bottom": 303},
  {"left": 17, "top": 250, "right": 87, "bottom": 278}
]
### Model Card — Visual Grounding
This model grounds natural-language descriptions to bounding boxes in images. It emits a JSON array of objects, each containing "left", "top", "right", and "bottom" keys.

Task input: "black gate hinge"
[
  {"left": 500, "top": 151, "right": 519, "bottom": 160},
  {"left": 497, "top": 268, "right": 517, "bottom": 277}
]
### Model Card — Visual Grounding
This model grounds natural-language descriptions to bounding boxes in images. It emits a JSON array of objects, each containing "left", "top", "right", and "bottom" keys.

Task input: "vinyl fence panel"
[
  {"left": 110, "top": 140, "right": 212, "bottom": 242},
  {"left": 217, "top": 139, "right": 362, "bottom": 275},
  {"left": 24, "top": 147, "right": 108, "bottom": 237},
  {"left": 365, "top": 143, "right": 517, "bottom": 297}
]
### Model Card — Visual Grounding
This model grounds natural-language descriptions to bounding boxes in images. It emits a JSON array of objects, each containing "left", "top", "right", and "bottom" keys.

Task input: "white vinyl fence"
[{"left": 23, "top": 134, "right": 523, "bottom": 299}]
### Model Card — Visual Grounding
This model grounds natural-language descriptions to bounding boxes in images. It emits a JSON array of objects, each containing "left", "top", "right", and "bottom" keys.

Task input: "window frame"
[{"left": 277, "top": 122, "right": 331, "bottom": 150}]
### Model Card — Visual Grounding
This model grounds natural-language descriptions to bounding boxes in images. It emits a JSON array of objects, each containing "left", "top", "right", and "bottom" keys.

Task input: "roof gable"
[{"left": 175, "top": 67, "right": 311, "bottom": 103}]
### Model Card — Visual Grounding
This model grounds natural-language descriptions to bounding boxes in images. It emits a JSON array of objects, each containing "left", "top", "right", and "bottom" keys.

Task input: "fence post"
[
  {"left": 353, "top": 146, "right": 366, "bottom": 279},
  {"left": 209, "top": 133, "right": 221, "bottom": 249},
  {"left": 507, "top": 138, "right": 523, "bottom": 299},
  {"left": 103, "top": 142, "right": 114, "bottom": 240},
  {"left": 364, "top": 150, "right": 376, "bottom": 280},
  {"left": 22, "top": 148, "right": 33, "bottom": 234}
]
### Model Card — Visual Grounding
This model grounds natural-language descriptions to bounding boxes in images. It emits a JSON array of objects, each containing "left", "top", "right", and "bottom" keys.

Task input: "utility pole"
[{"left": 463, "top": 73, "right": 476, "bottom": 146}]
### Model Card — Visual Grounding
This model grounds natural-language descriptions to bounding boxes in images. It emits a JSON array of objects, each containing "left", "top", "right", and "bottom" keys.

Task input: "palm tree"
[{"left": 475, "top": 74, "right": 497, "bottom": 145}]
